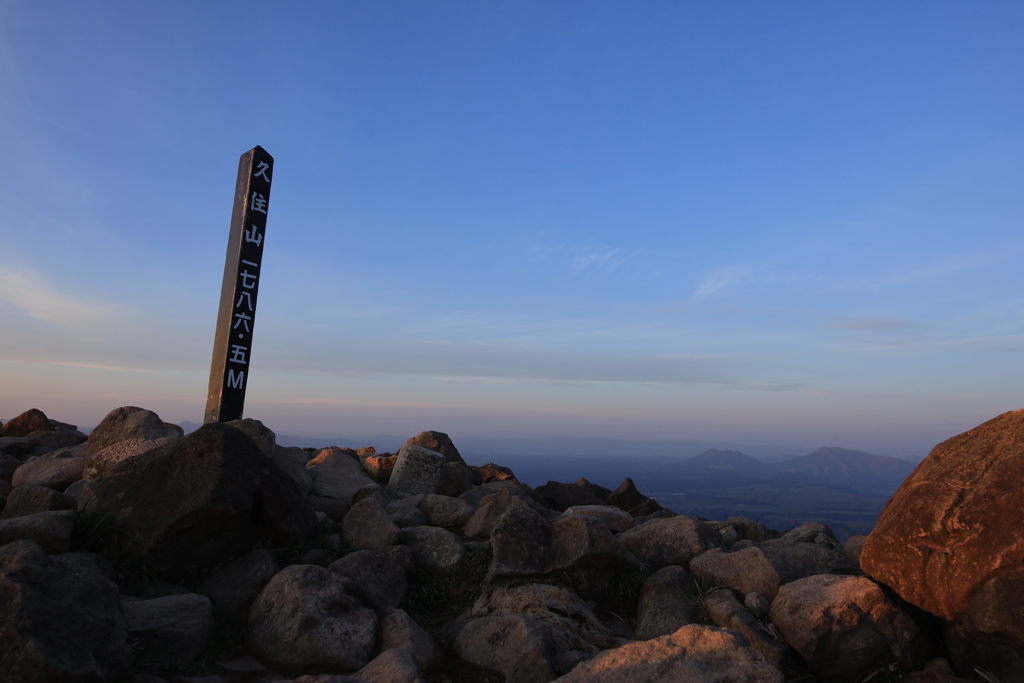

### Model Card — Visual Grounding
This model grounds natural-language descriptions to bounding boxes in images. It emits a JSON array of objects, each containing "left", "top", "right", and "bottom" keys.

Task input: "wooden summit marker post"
[{"left": 204, "top": 146, "right": 274, "bottom": 424}]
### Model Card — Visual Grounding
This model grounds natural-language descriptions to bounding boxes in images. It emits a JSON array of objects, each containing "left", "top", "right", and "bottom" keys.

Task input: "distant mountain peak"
[{"left": 684, "top": 449, "right": 767, "bottom": 471}]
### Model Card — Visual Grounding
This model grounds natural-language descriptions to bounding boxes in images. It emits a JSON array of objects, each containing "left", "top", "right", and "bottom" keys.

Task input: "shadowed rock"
[{"left": 406, "top": 431, "right": 466, "bottom": 466}]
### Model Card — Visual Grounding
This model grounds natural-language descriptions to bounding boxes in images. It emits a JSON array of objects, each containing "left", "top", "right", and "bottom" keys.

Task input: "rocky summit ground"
[{"left": 1, "top": 405, "right": 1021, "bottom": 683}]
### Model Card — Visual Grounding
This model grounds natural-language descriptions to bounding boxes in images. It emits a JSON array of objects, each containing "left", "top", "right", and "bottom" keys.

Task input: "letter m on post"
[{"left": 226, "top": 369, "right": 245, "bottom": 390}]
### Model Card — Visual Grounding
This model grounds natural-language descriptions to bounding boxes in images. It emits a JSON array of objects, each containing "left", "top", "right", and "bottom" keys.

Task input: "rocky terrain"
[{"left": 0, "top": 405, "right": 1021, "bottom": 683}]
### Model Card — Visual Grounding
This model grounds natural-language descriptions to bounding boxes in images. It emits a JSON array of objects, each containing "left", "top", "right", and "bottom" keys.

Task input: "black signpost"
[{"left": 204, "top": 146, "right": 274, "bottom": 424}]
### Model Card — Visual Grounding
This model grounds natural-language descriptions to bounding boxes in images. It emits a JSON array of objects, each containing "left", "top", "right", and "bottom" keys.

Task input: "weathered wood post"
[{"left": 204, "top": 146, "right": 274, "bottom": 423}]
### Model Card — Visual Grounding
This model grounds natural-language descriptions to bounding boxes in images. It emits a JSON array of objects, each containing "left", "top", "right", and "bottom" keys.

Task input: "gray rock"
[
  {"left": 418, "top": 494, "right": 475, "bottom": 527},
  {"left": 329, "top": 549, "right": 408, "bottom": 612},
  {"left": 122, "top": 593, "right": 214, "bottom": 663},
  {"left": 436, "top": 461, "right": 474, "bottom": 498},
  {"left": 386, "top": 498, "right": 428, "bottom": 528},
  {"left": 200, "top": 548, "right": 279, "bottom": 619},
  {"left": 704, "top": 589, "right": 797, "bottom": 671},
  {"left": 455, "top": 614, "right": 555, "bottom": 683},
  {"left": 463, "top": 500, "right": 501, "bottom": 539},
  {"left": 84, "top": 437, "right": 170, "bottom": 480},
  {"left": 64, "top": 479, "right": 88, "bottom": 505},
  {"left": 0, "top": 540, "right": 131, "bottom": 682},
  {"left": 247, "top": 564, "right": 378, "bottom": 672},
  {"left": 489, "top": 505, "right": 640, "bottom": 585},
  {"left": 689, "top": 546, "right": 781, "bottom": 600},
  {"left": 11, "top": 448, "right": 85, "bottom": 490},
  {"left": 779, "top": 522, "right": 842, "bottom": 551},
  {"left": 634, "top": 565, "right": 696, "bottom": 640},
  {"left": 1, "top": 453, "right": 22, "bottom": 483},
  {"left": 81, "top": 423, "right": 315, "bottom": 573},
  {"left": 402, "top": 525, "right": 468, "bottom": 573},
  {"left": 224, "top": 418, "right": 276, "bottom": 457},
  {"left": 307, "top": 447, "right": 376, "bottom": 517},
  {"left": 0, "top": 436, "right": 32, "bottom": 457},
  {"left": 770, "top": 574, "right": 934, "bottom": 683},
  {"left": 87, "top": 406, "right": 183, "bottom": 455},
  {"left": 757, "top": 538, "right": 856, "bottom": 584},
  {"left": 386, "top": 444, "right": 445, "bottom": 499},
  {"left": 551, "top": 624, "right": 784, "bottom": 683},
  {"left": 0, "top": 484, "right": 76, "bottom": 519},
  {"left": 563, "top": 505, "right": 634, "bottom": 533},
  {"left": 0, "top": 510, "right": 76, "bottom": 554},
  {"left": 343, "top": 497, "right": 402, "bottom": 550},
  {"left": 618, "top": 516, "right": 725, "bottom": 571},
  {"left": 355, "top": 647, "right": 424, "bottom": 683},
  {"left": 844, "top": 534, "right": 867, "bottom": 569},
  {"left": 273, "top": 445, "right": 314, "bottom": 496},
  {"left": 380, "top": 608, "right": 442, "bottom": 669},
  {"left": 26, "top": 430, "right": 82, "bottom": 450},
  {"left": 310, "top": 494, "right": 352, "bottom": 522}
]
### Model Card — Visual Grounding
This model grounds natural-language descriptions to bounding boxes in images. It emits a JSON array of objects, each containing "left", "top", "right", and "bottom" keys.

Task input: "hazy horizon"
[{"left": 2, "top": 3, "right": 1022, "bottom": 457}]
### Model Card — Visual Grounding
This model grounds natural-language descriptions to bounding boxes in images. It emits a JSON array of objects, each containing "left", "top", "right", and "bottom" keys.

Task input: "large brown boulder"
[
  {"left": 0, "top": 409, "right": 52, "bottom": 438},
  {"left": 770, "top": 574, "right": 934, "bottom": 683},
  {"left": 0, "top": 540, "right": 132, "bottom": 683},
  {"left": 618, "top": 516, "right": 725, "bottom": 571},
  {"left": 860, "top": 410, "right": 1024, "bottom": 677},
  {"left": 82, "top": 422, "right": 316, "bottom": 573}
]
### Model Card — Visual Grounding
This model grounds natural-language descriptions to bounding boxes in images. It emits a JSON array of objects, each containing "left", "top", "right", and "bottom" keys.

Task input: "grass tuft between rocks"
[{"left": 405, "top": 543, "right": 492, "bottom": 628}]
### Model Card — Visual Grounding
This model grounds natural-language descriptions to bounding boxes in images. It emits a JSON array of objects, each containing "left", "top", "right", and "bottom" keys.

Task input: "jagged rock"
[
  {"left": 844, "top": 534, "right": 866, "bottom": 569},
  {"left": 121, "top": 593, "right": 214, "bottom": 663},
  {"left": 0, "top": 510, "right": 76, "bottom": 554},
  {"left": 343, "top": 498, "right": 402, "bottom": 550},
  {"left": 272, "top": 445, "right": 314, "bottom": 496},
  {"left": 757, "top": 539, "right": 856, "bottom": 584},
  {"left": 402, "top": 526, "right": 468, "bottom": 573},
  {"left": 224, "top": 418, "right": 275, "bottom": 457},
  {"left": 436, "top": 461, "right": 474, "bottom": 498},
  {"left": 779, "top": 522, "right": 842, "bottom": 551},
  {"left": 471, "top": 583, "right": 617, "bottom": 655},
  {"left": 82, "top": 423, "right": 315, "bottom": 573},
  {"left": 0, "top": 408, "right": 53, "bottom": 437},
  {"left": 605, "top": 477, "right": 649, "bottom": 512},
  {"left": 356, "top": 647, "right": 424, "bottom": 683},
  {"left": 26, "top": 430, "right": 82, "bottom": 450},
  {"left": 307, "top": 447, "right": 376, "bottom": 517},
  {"left": 562, "top": 505, "right": 634, "bottom": 533},
  {"left": 363, "top": 454, "right": 397, "bottom": 483},
  {"left": 86, "top": 406, "right": 183, "bottom": 455},
  {"left": 406, "top": 430, "right": 466, "bottom": 466},
  {"left": 380, "top": 608, "right": 442, "bottom": 669},
  {"left": 247, "top": 564, "right": 378, "bottom": 672},
  {"left": 551, "top": 624, "right": 784, "bottom": 682},
  {"left": 387, "top": 444, "right": 445, "bottom": 498},
  {"left": 0, "top": 540, "right": 131, "bottom": 682},
  {"left": 455, "top": 613, "right": 555, "bottom": 683},
  {"left": 533, "top": 479, "right": 606, "bottom": 512},
  {"left": 11, "top": 446, "right": 85, "bottom": 489},
  {"left": 618, "top": 516, "right": 724, "bottom": 571},
  {"left": 469, "top": 462, "right": 517, "bottom": 484},
  {"left": 689, "top": 547, "right": 781, "bottom": 600},
  {"left": 418, "top": 494, "right": 475, "bottom": 527},
  {"left": 634, "top": 565, "right": 696, "bottom": 640},
  {"left": 703, "top": 589, "right": 797, "bottom": 671},
  {"left": 860, "top": 409, "right": 1024, "bottom": 679},
  {"left": 0, "top": 484, "right": 76, "bottom": 519},
  {"left": 489, "top": 505, "right": 640, "bottom": 584},
  {"left": 84, "top": 437, "right": 170, "bottom": 480},
  {"left": 200, "top": 548, "right": 279, "bottom": 619},
  {"left": 329, "top": 549, "right": 408, "bottom": 612},
  {"left": 770, "top": 574, "right": 933, "bottom": 683},
  {"left": 628, "top": 498, "right": 668, "bottom": 518},
  {"left": 386, "top": 498, "right": 428, "bottom": 528}
]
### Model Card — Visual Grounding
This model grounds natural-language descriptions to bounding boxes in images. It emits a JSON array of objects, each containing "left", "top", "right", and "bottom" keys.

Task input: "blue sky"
[{"left": 1, "top": 2, "right": 1022, "bottom": 457}]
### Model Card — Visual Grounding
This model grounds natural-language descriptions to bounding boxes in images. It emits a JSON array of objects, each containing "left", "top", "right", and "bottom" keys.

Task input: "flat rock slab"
[{"left": 551, "top": 624, "right": 784, "bottom": 683}]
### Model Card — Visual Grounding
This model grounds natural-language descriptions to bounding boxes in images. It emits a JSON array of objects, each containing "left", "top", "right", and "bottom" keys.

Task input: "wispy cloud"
[
  {"left": 830, "top": 316, "right": 931, "bottom": 333},
  {"left": 571, "top": 248, "right": 621, "bottom": 275},
  {"left": 693, "top": 267, "right": 749, "bottom": 299},
  {"left": 0, "top": 267, "right": 120, "bottom": 326}
]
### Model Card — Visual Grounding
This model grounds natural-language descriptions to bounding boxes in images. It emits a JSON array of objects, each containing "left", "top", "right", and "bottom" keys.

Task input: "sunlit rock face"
[{"left": 861, "top": 409, "right": 1024, "bottom": 679}]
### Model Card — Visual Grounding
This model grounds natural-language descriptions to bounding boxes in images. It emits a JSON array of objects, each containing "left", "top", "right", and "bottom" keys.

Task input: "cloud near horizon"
[{"left": 0, "top": 267, "right": 120, "bottom": 326}]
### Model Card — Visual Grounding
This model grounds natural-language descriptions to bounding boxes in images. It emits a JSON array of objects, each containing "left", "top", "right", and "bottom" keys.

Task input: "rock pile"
[{"left": 0, "top": 406, "right": 1020, "bottom": 683}]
